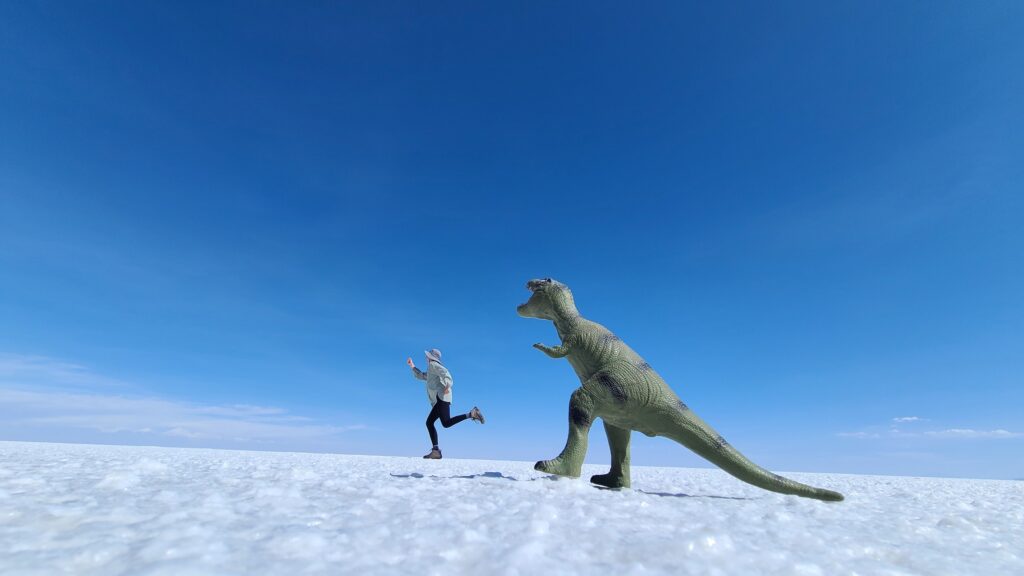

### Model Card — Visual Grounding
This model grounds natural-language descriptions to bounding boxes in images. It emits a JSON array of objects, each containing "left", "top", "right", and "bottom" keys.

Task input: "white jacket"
[{"left": 411, "top": 360, "right": 453, "bottom": 406}]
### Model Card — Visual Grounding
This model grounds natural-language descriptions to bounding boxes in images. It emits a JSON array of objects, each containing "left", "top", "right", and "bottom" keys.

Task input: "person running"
[{"left": 406, "top": 348, "right": 484, "bottom": 459}]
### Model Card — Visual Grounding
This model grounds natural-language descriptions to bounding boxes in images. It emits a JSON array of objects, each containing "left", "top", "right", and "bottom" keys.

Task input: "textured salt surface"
[{"left": 0, "top": 441, "right": 1021, "bottom": 575}]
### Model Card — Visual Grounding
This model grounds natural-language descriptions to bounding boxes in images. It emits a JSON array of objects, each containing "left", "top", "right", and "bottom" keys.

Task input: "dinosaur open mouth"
[{"left": 518, "top": 282, "right": 539, "bottom": 311}]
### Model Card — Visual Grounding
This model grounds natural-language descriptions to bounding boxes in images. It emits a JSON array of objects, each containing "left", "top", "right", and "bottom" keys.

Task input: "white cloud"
[
  {"left": 837, "top": 431, "right": 882, "bottom": 439},
  {"left": 892, "top": 416, "right": 926, "bottom": 423},
  {"left": 0, "top": 353, "right": 125, "bottom": 389},
  {"left": 0, "top": 354, "right": 365, "bottom": 449},
  {"left": 839, "top": 421, "right": 1022, "bottom": 441},
  {"left": 925, "top": 429, "right": 1023, "bottom": 439}
]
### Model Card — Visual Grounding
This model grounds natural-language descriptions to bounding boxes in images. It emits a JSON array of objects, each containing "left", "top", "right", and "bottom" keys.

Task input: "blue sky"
[{"left": 1, "top": 2, "right": 1022, "bottom": 479}]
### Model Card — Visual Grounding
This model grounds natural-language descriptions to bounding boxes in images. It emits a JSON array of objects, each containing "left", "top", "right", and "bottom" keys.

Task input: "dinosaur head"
[{"left": 517, "top": 278, "right": 578, "bottom": 321}]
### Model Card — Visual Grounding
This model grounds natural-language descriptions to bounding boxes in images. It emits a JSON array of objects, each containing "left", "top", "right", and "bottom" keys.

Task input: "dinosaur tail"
[{"left": 662, "top": 408, "right": 844, "bottom": 502}]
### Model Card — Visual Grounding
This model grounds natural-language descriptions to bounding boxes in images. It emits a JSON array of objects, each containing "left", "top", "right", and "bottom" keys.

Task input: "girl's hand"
[{"left": 406, "top": 357, "right": 415, "bottom": 368}]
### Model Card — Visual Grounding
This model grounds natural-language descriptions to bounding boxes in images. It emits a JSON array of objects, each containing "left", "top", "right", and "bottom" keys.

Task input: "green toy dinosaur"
[{"left": 518, "top": 278, "right": 843, "bottom": 502}]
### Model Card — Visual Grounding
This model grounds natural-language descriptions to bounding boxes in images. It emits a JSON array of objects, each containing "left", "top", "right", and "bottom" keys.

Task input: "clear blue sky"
[{"left": 2, "top": 2, "right": 1022, "bottom": 479}]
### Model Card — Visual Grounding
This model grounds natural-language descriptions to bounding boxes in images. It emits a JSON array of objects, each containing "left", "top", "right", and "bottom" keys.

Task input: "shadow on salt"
[{"left": 390, "top": 471, "right": 754, "bottom": 499}]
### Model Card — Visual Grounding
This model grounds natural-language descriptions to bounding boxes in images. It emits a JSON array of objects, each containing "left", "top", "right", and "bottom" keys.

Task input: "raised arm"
[{"left": 407, "top": 357, "right": 427, "bottom": 380}]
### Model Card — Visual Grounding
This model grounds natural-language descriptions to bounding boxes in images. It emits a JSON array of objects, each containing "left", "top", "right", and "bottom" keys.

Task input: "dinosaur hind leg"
[
  {"left": 535, "top": 388, "right": 594, "bottom": 478},
  {"left": 590, "top": 421, "right": 631, "bottom": 489}
]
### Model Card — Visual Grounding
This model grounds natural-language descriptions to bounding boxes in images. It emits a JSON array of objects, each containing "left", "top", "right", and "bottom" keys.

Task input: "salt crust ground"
[{"left": 0, "top": 441, "right": 1021, "bottom": 575}]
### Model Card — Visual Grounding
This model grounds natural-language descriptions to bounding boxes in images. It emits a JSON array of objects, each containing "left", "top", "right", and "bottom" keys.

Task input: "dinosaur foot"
[
  {"left": 590, "top": 472, "right": 630, "bottom": 489},
  {"left": 534, "top": 458, "right": 581, "bottom": 478}
]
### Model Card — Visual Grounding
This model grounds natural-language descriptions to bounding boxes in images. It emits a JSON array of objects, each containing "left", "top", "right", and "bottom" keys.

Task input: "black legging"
[{"left": 426, "top": 394, "right": 468, "bottom": 447}]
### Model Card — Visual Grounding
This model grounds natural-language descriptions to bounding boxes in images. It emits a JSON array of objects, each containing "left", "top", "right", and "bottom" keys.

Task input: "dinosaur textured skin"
[{"left": 518, "top": 278, "right": 844, "bottom": 502}]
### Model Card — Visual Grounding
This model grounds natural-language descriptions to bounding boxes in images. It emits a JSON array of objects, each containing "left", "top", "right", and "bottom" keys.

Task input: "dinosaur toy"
[{"left": 518, "top": 278, "right": 843, "bottom": 502}]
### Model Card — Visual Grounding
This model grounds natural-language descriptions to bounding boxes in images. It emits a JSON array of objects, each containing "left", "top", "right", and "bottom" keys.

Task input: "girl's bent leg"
[{"left": 436, "top": 398, "right": 469, "bottom": 428}]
